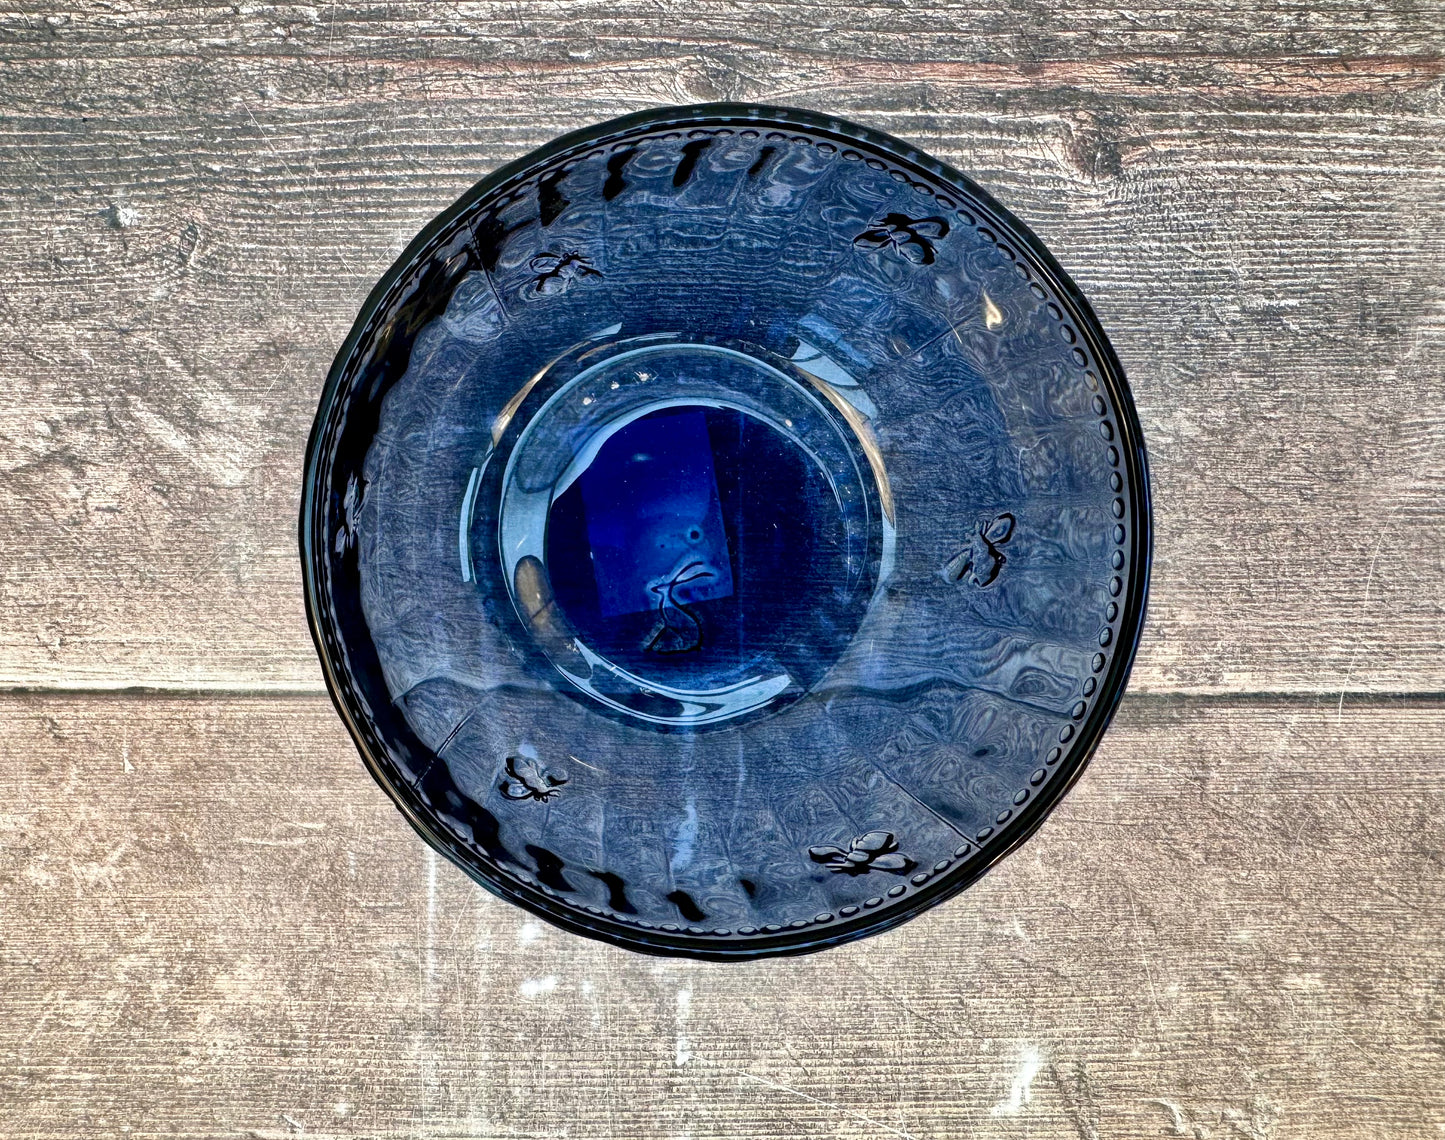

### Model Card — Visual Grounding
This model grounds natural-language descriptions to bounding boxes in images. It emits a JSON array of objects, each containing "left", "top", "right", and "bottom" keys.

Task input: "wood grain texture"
[
  {"left": 1, "top": 693, "right": 1442, "bottom": 1138},
  {"left": 2, "top": 1, "right": 1444, "bottom": 1133},
  {"left": 0, "top": 3, "right": 1443, "bottom": 692},
  {"left": 4, "top": 0, "right": 1445, "bottom": 66}
]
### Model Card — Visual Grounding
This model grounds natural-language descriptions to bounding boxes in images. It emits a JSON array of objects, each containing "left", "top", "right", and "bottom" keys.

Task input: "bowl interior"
[{"left": 302, "top": 104, "right": 1151, "bottom": 958}]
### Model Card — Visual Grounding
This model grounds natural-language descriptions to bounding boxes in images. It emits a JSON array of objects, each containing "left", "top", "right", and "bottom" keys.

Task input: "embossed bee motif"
[
  {"left": 529, "top": 250, "right": 602, "bottom": 296},
  {"left": 644, "top": 560, "right": 715, "bottom": 654},
  {"left": 500, "top": 754, "right": 567, "bottom": 802},
  {"left": 333, "top": 473, "right": 364, "bottom": 555},
  {"left": 944, "top": 512, "right": 1016, "bottom": 588},
  {"left": 853, "top": 213, "right": 950, "bottom": 265},
  {"left": 809, "top": 831, "right": 912, "bottom": 875}
]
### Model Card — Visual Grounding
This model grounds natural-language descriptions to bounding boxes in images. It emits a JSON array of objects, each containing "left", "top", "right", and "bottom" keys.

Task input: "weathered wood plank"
[
  {"left": 3, "top": 0, "right": 1445, "bottom": 66},
  {"left": 0, "top": 693, "right": 1441, "bottom": 1137},
  {"left": 1, "top": 81, "right": 1442, "bottom": 694},
  {"left": 0, "top": 5, "right": 1442, "bottom": 697}
]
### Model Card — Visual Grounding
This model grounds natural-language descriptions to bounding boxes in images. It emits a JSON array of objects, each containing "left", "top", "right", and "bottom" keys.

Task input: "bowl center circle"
[{"left": 498, "top": 339, "right": 885, "bottom": 727}]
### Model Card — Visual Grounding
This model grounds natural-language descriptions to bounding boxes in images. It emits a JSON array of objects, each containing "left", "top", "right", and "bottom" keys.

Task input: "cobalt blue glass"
[{"left": 301, "top": 104, "right": 1152, "bottom": 959}]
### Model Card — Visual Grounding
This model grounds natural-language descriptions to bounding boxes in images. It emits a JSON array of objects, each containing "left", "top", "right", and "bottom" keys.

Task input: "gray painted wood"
[
  {"left": 0, "top": 694, "right": 1441, "bottom": 1138},
  {"left": 0, "top": 9, "right": 1442, "bottom": 693},
  {"left": 1, "top": 1, "right": 1443, "bottom": 1134}
]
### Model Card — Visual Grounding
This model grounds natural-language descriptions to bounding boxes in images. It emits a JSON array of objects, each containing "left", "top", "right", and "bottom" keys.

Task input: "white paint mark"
[
  {"left": 333, "top": 1103, "right": 350, "bottom": 1117},
  {"left": 992, "top": 1046, "right": 1044, "bottom": 1116},
  {"left": 280, "top": 1113, "right": 305, "bottom": 1134},
  {"left": 518, "top": 920, "right": 545, "bottom": 945},
  {"left": 674, "top": 986, "right": 692, "bottom": 1066},
  {"left": 122, "top": 738, "right": 133, "bottom": 774},
  {"left": 519, "top": 975, "right": 558, "bottom": 999},
  {"left": 1149, "top": 1099, "right": 1192, "bottom": 1137},
  {"left": 103, "top": 202, "right": 139, "bottom": 229}
]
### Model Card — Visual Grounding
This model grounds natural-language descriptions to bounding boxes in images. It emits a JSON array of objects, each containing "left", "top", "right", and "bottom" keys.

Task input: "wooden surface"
[{"left": 1, "top": 1, "right": 1443, "bottom": 1135}]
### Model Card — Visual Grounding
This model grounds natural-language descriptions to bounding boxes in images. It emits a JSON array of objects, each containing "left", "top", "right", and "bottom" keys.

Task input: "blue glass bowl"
[{"left": 301, "top": 104, "right": 1151, "bottom": 959}]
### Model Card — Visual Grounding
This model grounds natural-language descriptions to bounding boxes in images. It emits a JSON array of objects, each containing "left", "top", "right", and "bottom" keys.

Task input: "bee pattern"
[
  {"left": 853, "top": 213, "right": 950, "bottom": 265},
  {"left": 528, "top": 250, "right": 602, "bottom": 296},
  {"left": 334, "top": 473, "right": 364, "bottom": 555},
  {"left": 643, "top": 560, "right": 715, "bottom": 654},
  {"left": 500, "top": 754, "right": 567, "bottom": 802},
  {"left": 809, "top": 831, "right": 912, "bottom": 875},
  {"left": 944, "top": 512, "right": 1016, "bottom": 588}
]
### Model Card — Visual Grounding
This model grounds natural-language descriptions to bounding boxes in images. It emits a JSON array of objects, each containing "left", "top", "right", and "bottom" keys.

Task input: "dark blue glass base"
[
  {"left": 301, "top": 104, "right": 1152, "bottom": 958},
  {"left": 548, "top": 403, "right": 866, "bottom": 698}
]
